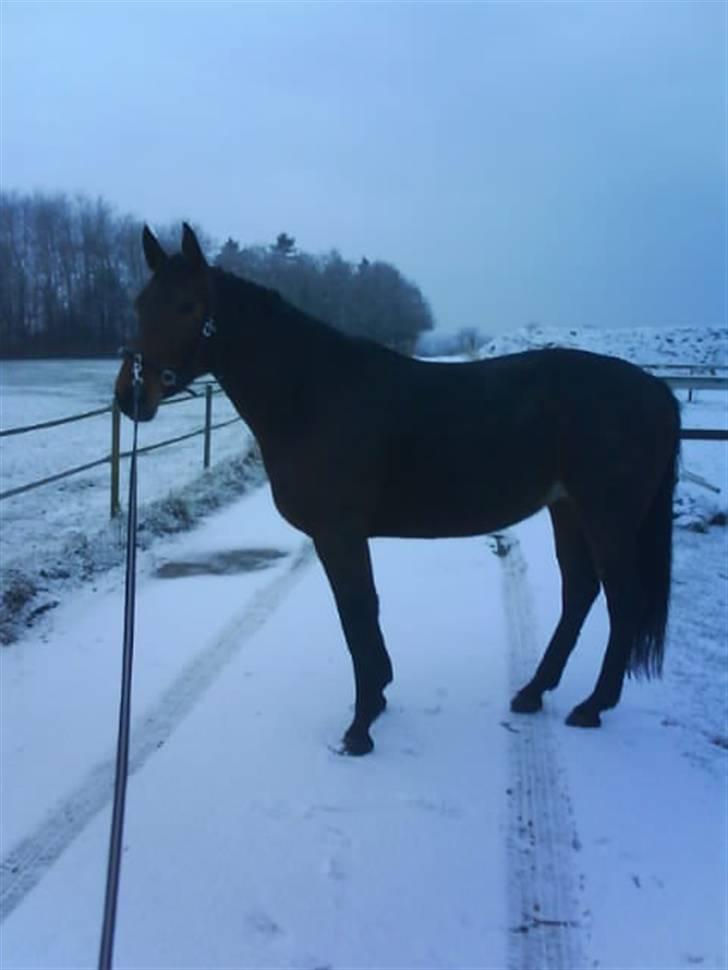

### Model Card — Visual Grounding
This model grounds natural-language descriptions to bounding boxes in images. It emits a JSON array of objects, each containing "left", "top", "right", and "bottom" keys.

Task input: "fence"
[
  {"left": 644, "top": 365, "right": 728, "bottom": 403},
  {"left": 0, "top": 374, "right": 726, "bottom": 517},
  {"left": 0, "top": 382, "right": 243, "bottom": 517}
]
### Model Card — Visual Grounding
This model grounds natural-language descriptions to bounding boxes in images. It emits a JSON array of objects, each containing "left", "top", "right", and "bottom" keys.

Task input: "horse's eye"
[{"left": 177, "top": 301, "right": 195, "bottom": 315}]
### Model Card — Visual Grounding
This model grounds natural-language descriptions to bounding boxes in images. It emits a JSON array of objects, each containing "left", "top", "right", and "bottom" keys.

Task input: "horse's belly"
[{"left": 371, "top": 471, "right": 552, "bottom": 539}]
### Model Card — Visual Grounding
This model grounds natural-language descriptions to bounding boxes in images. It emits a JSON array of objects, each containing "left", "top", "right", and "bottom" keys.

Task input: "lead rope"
[{"left": 98, "top": 354, "right": 143, "bottom": 970}]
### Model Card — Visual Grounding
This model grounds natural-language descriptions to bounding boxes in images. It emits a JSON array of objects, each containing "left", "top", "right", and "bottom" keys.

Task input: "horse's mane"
[{"left": 211, "top": 265, "right": 397, "bottom": 360}]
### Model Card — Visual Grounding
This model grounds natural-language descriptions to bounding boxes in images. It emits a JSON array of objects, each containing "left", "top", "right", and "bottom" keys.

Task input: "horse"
[{"left": 115, "top": 224, "right": 681, "bottom": 755}]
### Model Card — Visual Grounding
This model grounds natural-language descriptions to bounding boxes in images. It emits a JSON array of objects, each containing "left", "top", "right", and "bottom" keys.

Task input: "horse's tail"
[{"left": 628, "top": 396, "right": 681, "bottom": 679}]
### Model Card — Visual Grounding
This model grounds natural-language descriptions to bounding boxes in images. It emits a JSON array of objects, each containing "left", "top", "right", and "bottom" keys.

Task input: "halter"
[{"left": 121, "top": 317, "right": 217, "bottom": 395}]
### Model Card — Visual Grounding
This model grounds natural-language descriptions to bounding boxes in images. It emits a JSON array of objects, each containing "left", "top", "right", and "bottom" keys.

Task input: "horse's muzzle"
[
  {"left": 115, "top": 359, "right": 163, "bottom": 422},
  {"left": 115, "top": 388, "right": 160, "bottom": 422}
]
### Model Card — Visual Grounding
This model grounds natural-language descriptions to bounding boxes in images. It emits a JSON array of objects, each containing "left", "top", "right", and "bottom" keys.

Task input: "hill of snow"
[{"left": 478, "top": 324, "right": 727, "bottom": 369}]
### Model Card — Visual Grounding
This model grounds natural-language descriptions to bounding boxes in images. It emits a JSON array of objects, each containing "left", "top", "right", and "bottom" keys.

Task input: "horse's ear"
[
  {"left": 181, "top": 223, "right": 207, "bottom": 268},
  {"left": 142, "top": 225, "right": 168, "bottom": 273}
]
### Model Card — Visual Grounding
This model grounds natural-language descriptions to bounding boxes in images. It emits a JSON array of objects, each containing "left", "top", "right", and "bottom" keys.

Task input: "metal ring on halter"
[
  {"left": 131, "top": 353, "right": 143, "bottom": 388},
  {"left": 119, "top": 314, "right": 216, "bottom": 395}
]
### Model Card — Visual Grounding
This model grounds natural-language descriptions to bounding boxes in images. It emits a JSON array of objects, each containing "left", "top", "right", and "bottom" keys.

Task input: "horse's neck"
[{"left": 209, "top": 270, "right": 359, "bottom": 447}]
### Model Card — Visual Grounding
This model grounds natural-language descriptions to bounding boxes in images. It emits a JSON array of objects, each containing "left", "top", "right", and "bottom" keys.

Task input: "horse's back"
[
  {"left": 363, "top": 352, "right": 556, "bottom": 535},
  {"left": 268, "top": 344, "right": 679, "bottom": 541},
  {"left": 367, "top": 348, "right": 678, "bottom": 538}
]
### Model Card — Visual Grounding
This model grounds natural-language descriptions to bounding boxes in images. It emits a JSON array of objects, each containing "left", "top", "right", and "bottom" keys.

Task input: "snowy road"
[
  {"left": 503, "top": 514, "right": 726, "bottom": 970},
  {"left": 2, "top": 486, "right": 511, "bottom": 969},
  {"left": 1, "top": 485, "right": 726, "bottom": 969}
]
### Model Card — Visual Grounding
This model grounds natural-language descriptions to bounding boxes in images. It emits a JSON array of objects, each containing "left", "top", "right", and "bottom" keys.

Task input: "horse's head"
[{"left": 115, "top": 223, "right": 214, "bottom": 421}]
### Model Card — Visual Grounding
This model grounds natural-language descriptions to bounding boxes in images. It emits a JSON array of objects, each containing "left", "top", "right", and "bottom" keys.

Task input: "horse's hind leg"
[
  {"left": 566, "top": 552, "right": 639, "bottom": 728},
  {"left": 314, "top": 532, "right": 394, "bottom": 755},
  {"left": 511, "top": 500, "right": 600, "bottom": 715}
]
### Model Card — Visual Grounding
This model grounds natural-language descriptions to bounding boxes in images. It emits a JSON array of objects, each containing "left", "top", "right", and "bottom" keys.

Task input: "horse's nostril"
[{"left": 115, "top": 384, "right": 160, "bottom": 423}]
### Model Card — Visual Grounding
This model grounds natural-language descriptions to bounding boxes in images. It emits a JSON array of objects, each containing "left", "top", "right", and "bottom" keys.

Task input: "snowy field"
[
  {"left": 0, "top": 357, "right": 250, "bottom": 554},
  {"left": 1, "top": 325, "right": 727, "bottom": 969},
  {"left": 0, "top": 359, "right": 257, "bottom": 644}
]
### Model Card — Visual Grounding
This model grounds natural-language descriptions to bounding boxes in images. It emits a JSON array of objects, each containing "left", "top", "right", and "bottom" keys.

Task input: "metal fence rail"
[
  {"left": 645, "top": 363, "right": 727, "bottom": 373},
  {"left": 0, "top": 382, "right": 243, "bottom": 516},
  {"left": 0, "top": 405, "right": 113, "bottom": 438},
  {"left": 0, "top": 455, "right": 114, "bottom": 502},
  {"left": 663, "top": 376, "right": 728, "bottom": 391},
  {"left": 680, "top": 428, "right": 728, "bottom": 441}
]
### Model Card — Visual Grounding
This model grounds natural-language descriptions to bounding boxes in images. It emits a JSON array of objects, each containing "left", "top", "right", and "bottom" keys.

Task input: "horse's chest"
[{"left": 265, "top": 447, "right": 364, "bottom": 534}]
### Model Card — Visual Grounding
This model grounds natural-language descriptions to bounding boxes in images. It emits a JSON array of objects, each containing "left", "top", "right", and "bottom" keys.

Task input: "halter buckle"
[{"left": 202, "top": 318, "right": 217, "bottom": 338}]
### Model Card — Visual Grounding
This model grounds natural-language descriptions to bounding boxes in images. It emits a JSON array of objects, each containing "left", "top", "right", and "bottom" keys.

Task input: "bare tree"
[{"left": 0, "top": 199, "right": 434, "bottom": 357}]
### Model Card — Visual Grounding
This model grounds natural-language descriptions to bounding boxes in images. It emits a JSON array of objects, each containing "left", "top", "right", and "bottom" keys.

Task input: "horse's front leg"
[{"left": 314, "top": 532, "right": 393, "bottom": 755}]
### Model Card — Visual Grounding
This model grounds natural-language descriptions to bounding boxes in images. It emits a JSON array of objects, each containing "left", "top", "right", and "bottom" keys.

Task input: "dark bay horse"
[{"left": 115, "top": 224, "right": 681, "bottom": 755}]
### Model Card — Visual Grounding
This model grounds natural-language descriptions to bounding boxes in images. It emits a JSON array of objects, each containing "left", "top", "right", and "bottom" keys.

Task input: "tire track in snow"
[
  {"left": 489, "top": 531, "right": 589, "bottom": 970},
  {"left": 0, "top": 541, "right": 315, "bottom": 923}
]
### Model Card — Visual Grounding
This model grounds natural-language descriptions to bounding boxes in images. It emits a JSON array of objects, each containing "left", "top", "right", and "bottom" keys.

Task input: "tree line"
[{"left": 0, "top": 191, "right": 434, "bottom": 358}]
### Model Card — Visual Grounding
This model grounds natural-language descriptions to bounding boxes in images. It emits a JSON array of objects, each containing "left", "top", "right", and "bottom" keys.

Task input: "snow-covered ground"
[
  {"left": 0, "top": 360, "right": 249, "bottom": 517},
  {"left": 0, "top": 359, "right": 258, "bottom": 644},
  {"left": 1, "top": 325, "right": 726, "bottom": 969}
]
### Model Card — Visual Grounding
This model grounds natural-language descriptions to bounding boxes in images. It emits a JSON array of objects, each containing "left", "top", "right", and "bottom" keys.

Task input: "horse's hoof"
[
  {"left": 510, "top": 689, "right": 543, "bottom": 714},
  {"left": 341, "top": 730, "right": 374, "bottom": 756},
  {"left": 566, "top": 705, "right": 602, "bottom": 728}
]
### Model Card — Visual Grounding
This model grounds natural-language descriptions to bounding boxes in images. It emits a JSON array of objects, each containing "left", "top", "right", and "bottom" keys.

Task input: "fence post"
[
  {"left": 203, "top": 384, "right": 213, "bottom": 469},
  {"left": 110, "top": 400, "right": 121, "bottom": 518}
]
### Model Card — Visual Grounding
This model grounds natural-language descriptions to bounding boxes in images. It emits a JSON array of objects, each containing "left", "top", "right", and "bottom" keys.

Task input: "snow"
[
  {"left": 2, "top": 489, "right": 510, "bottom": 969},
  {"left": 0, "top": 359, "right": 259, "bottom": 644},
  {"left": 477, "top": 323, "right": 727, "bottom": 370},
  {"left": 511, "top": 512, "right": 727, "bottom": 969},
  {"left": 1, "top": 324, "right": 726, "bottom": 969}
]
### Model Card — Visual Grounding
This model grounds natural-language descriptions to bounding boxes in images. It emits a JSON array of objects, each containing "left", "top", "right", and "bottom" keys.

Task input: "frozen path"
[
  {"left": 1, "top": 486, "right": 512, "bottom": 969},
  {"left": 2, "top": 483, "right": 725, "bottom": 969},
  {"left": 507, "top": 512, "right": 727, "bottom": 970}
]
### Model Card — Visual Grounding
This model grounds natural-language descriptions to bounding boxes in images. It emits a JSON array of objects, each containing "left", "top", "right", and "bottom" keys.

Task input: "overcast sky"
[{"left": 1, "top": 1, "right": 725, "bottom": 333}]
